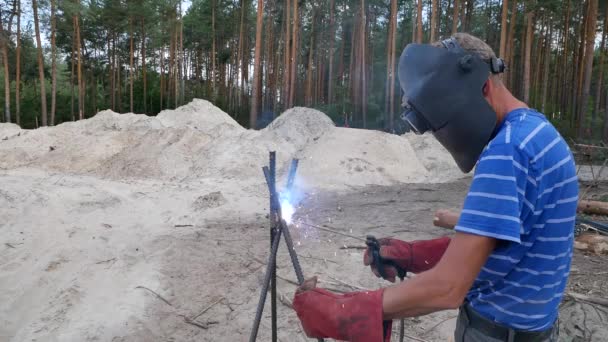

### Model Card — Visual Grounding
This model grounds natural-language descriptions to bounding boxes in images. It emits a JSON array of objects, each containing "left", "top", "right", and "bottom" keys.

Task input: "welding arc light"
[{"left": 279, "top": 193, "right": 296, "bottom": 224}]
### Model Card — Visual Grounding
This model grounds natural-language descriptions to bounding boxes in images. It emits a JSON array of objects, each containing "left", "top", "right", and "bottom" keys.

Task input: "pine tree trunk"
[
  {"left": 76, "top": 13, "right": 83, "bottom": 119},
  {"left": 499, "top": 0, "right": 508, "bottom": 59},
  {"left": 32, "top": 0, "right": 47, "bottom": 126},
  {"left": 350, "top": 15, "right": 358, "bottom": 117},
  {"left": 416, "top": 0, "right": 423, "bottom": 43},
  {"left": 15, "top": 0, "right": 21, "bottom": 125},
  {"left": 0, "top": 13, "right": 10, "bottom": 123},
  {"left": 263, "top": 0, "right": 274, "bottom": 111},
  {"left": 281, "top": 0, "right": 290, "bottom": 109},
  {"left": 385, "top": 1, "right": 394, "bottom": 115},
  {"left": 412, "top": 2, "right": 417, "bottom": 43},
  {"left": 160, "top": 47, "right": 164, "bottom": 110},
  {"left": 541, "top": 26, "right": 551, "bottom": 113},
  {"left": 328, "top": 0, "right": 335, "bottom": 104},
  {"left": 251, "top": 0, "right": 264, "bottom": 128},
  {"left": 305, "top": 11, "right": 315, "bottom": 107},
  {"left": 430, "top": 0, "right": 438, "bottom": 42},
  {"left": 575, "top": 2, "right": 589, "bottom": 126},
  {"left": 465, "top": 0, "right": 475, "bottom": 32},
  {"left": 386, "top": 0, "right": 398, "bottom": 131},
  {"left": 338, "top": 13, "right": 346, "bottom": 90},
  {"left": 179, "top": 1, "right": 185, "bottom": 106},
  {"left": 50, "top": 0, "right": 57, "bottom": 125},
  {"left": 390, "top": 0, "right": 398, "bottom": 129},
  {"left": 237, "top": 0, "right": 246, "bottom": 109},
  {"left": 211, "top": 0, "right": 216, "bottom": 95},
  {"left": 116, "top": 32, "right": 122, "bottom": 113},
  {"left": 594, "top": 7, "right": 608, "bottom": 120},
  {"left": 459, "top": 0, "right": 467, "bottom": 35},
  {"left": 272, "top": 34, "right": 281, "bottom": 109},
  {"left": 108, "top": 33, "right": 114, "bottom": 111},
  {"left": 93, "top": 75, "right": 97, "bottom": 114},
  {"left": 523, "top": 10, "right": 534, "bottom": 104},
  {"left": 142, "top": 17, "right": 147, "bottom": 113},
  {"left": 289, "top": 0, "right": 299, "bottom": 108},
  {"left": 579, "top": 0, "right": 598, "bottom": 138},
  {"left": 167, "top": 31, "right": 172, "bottom": 106},
  {"left": 532, "top": 20, "right": 545, "bottom": 107},
  {"left": 485, "top": 0, "right": 491, "bottom": 41},
  {"left": 452, "top": 0, "right": 460, "bottom": 34},
  {"left": 505, "top": 0, "right": 518, "bottom": 89},
  {"left": 174, "top": 20, "right": 178, "bottom": 109},
  {"left": 360, "top": 0, "right": 367, "bottom": 128},
  {"left": 130, "top": 17, "right": 134, "bottom": 113},
  {"left": 560, "top": 0, "right": 571, "bottom": 114}
]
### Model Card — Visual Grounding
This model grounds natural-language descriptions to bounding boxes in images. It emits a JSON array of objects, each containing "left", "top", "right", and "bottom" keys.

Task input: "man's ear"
[{"left": 482, "top": 79, "right": 491, "bottom": 97}]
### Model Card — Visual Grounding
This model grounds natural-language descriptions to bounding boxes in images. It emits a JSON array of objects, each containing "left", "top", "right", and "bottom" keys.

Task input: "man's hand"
[
  {"left": 363, "top": 237, "right": 451, "bottom": 282},
  {"left": 433, "top": 209, "right": 460, "bottom": 229},
  {"left": 292, "top": 276, "right": 391, "bottom": 342}
]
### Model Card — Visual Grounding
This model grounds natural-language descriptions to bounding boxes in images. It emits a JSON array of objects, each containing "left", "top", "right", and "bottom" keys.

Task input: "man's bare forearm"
[
  {"left": 382, "top": 232, "right": 496, "bottom": 320},
  {"left": 382, "top": 269, "right": 458, "bottom": 320}
]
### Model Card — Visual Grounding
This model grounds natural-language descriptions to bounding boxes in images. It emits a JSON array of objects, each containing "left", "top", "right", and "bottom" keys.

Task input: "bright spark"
[{"left": 280, "top": 197, "right": 296, "bottom": 224}]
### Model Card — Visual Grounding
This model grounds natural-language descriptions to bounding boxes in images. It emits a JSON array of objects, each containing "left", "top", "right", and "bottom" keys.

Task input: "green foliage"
[{"left": 0, "top": 0, "right": 607, "bottom": 142}]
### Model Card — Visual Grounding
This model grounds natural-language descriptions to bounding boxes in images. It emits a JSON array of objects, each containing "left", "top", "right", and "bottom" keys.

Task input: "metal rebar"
[
  {"left": 248, "top": 220, "right": 283, "bottom": 342},
  {"left": 253, "top": 160, "right": 323, "bottom": 342},
  {"left": 286, "top": 158, "right": 299, "bottom": 190},
  {"left": 269, "top": 152, "right": 278, "bottom": 342},
  {"left": 264, "top": 168, "right": 305, "bottom": 283},
  {"left": 264, "top": 164, "right": 324, "bottom": 342}
]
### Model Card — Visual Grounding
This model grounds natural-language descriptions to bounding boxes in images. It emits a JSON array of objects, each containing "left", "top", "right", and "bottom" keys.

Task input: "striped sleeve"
[{"left": 455, "top": 142, "right": 529, "bottom": 244}]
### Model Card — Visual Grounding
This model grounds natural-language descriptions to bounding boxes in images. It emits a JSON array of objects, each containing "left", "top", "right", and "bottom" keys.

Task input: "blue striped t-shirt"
[{"left": 455, "top": 108, "right": 578, "bottom": 331}]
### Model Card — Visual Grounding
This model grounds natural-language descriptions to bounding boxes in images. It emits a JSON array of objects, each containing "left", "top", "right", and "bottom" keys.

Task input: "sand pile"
[
  {"left": 262, "top": 107, "right": 335, "bottom": 151},
  {"left": 0, "top": 123, "right": 22, "bottom": 140},
  {"left": 405, "top": 134, "right": 462, "bottom": 182},
  {"left": 297, "top": 128, "right": 431, "bottom": 189},
  {"left": 0, "top": 101, "right": 500, "bottom": 342},
  {"left": 0, "top": 99, "right": 462, "bottom": 188}
]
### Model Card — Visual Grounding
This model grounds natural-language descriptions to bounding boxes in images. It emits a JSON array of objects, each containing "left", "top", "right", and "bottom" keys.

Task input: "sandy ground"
[
  {"left": 1, "top": 101, "right": 607, "bottom": 342},
  {"left": 3, "top": 168, "right": 606, "bottom": 341}
]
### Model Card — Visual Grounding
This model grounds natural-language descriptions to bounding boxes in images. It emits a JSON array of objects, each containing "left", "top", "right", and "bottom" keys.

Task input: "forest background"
[{"left": 0, "top": 0, "right": 607, "bottom": 143}]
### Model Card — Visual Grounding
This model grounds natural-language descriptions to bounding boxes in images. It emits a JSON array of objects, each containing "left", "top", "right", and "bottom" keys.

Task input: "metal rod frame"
[{"left": 249, "top": 152, "right": 323, "bottom": 342}]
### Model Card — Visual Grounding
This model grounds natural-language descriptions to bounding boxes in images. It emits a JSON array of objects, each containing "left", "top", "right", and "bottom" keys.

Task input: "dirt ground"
[{"left": 111, "top": 179, "right": 607, "bottom": 342}]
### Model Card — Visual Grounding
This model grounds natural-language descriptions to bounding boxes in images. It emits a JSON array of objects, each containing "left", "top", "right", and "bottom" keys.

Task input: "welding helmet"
[{"left": 397, "top": 37, "right": 506, "bottom": 173}]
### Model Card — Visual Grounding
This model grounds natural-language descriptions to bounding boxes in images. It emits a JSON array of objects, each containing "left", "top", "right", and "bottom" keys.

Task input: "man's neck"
[{"left": 495, "top": 88, "right": 529, "bottom": 124}]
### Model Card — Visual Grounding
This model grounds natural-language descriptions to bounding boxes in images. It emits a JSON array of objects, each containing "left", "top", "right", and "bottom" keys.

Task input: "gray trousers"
[{"left": 454, "top": 305, "right": 559, "bottom": 342}]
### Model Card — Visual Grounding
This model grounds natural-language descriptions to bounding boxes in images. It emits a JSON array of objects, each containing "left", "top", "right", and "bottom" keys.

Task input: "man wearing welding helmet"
[{"left": 292, "top": 33, "right": 577, "bottom": 342}]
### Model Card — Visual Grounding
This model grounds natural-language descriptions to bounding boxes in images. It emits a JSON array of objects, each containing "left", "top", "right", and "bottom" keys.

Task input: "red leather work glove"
[
  {"left": 292, "top": 277, "right": 391, "bottom": 342},
  {"left": 363, "top": 237, "right": 451, "bottom": 282}
]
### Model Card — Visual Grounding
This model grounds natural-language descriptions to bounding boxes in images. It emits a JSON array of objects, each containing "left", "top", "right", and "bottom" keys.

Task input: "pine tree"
[
  {"left": 51, "top": 0, "right": 57, "bottom": 125},
  {"left": 0, "top": 8, "right": 10, "bottom": 123},
  {"left": 251, "top": 0, "right": 264, "bottom": 128},
  {"left": 15, "top": 0, "right": 21, "bottom": 125},
  {"left": 579, "top": 0, "right": 598, "bottom": 137},
  {"left": 32, "top": 0, "right": 48, "bottom": 126}
]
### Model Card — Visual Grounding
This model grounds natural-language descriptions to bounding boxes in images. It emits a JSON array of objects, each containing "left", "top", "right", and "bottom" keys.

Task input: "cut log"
[
  {"left": 578, "top": 200, "right": 608, "bottom": 216},
  {"left": 574, "top": 233, "right": 608, "bottom": 255}
]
